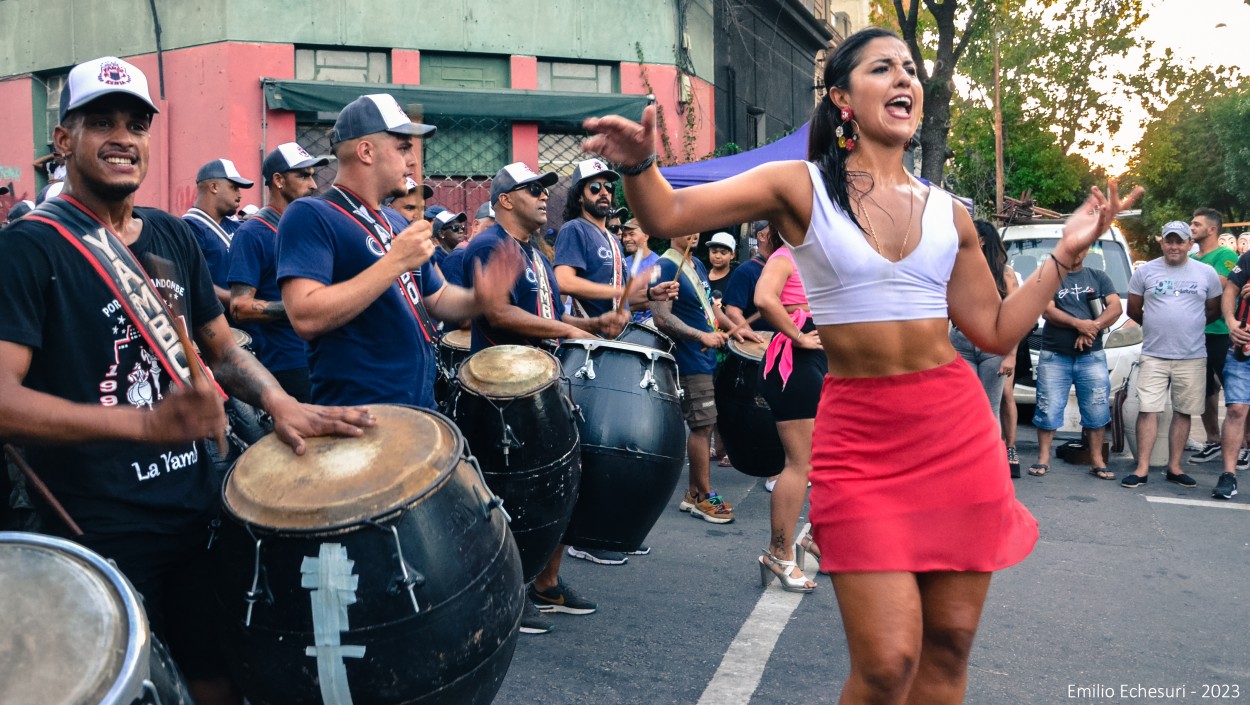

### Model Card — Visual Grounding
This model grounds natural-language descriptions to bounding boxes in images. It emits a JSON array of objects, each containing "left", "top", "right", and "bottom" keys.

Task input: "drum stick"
[
  {"left": 4, "top": 443, "right": 83, "bottom": 536},
  {"left": 670, "top": 238, "right": 695, "bottom": 284},
  {"left": 722, "top": 312, "right": 762, "bottom": 340},
  {"left": 175, "top": 320, "right": 229, "bottom": 460}
]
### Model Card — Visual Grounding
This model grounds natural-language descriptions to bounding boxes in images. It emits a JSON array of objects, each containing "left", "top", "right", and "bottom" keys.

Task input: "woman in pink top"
[
  {"left": 754, "top": 243, "right": 827, "bottom": 592},
  {"left": 585, "top": 26, "right": 1138, "bottom": 703}
]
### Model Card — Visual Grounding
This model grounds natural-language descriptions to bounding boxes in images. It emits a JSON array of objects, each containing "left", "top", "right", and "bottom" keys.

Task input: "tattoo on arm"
[{"left": 651, "top": 301, "right": 705, "bottom": 342}]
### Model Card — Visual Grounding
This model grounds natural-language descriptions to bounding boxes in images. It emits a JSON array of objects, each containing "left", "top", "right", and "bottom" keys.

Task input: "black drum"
[
  {"left": 557, "top": 339, "right": 685, "bottom": 552},
  {"left": 230, "top": 327, "right": 254, "bottom": 354},
  {"left": 449, "top": 345, "right": 581, "bottom": 583},
  {"left": 0, "top": 532, "right": 193, "bottom": 705},
  {"left": 616, "top": 319, "right": 675, "bottom": 354},
  {"left": 434, "top": 329, "right": 473, "bottom": 409},
  {"left": 215, "top": 406, "right": 523, "bottom": 705},
  {"left": 714, "top": 334, "right": 785, "bottom": 477}
]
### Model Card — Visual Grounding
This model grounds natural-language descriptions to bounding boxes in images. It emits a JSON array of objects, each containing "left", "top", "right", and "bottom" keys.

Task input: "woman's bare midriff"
[{"left": 817, "top": 318, "right": 957, "bottom": 378}]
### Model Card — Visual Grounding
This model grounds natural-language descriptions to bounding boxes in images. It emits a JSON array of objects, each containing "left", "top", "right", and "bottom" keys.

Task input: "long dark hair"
[
  {"left": 974, "top": 219, "right": 1010, "bottom": 299},
  {"left": 809, "top": 27, "right": 900, "bottom": 232},
  {"left": 562, "top": 179, "right": 586, "bottom": 223}
]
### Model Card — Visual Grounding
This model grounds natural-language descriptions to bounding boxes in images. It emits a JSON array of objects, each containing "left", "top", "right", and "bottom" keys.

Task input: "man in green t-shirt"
[{"left": 1188, "top": 207, "right": 1243, "bottom": 466}]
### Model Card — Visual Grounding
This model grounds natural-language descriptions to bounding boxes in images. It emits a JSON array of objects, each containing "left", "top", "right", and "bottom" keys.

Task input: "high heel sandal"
[
  {"left": 794, "top": 522, "right": 822, "bottom": 572},
  {"left": 758, "top": 550, "right": 816, "bottom": 593}
]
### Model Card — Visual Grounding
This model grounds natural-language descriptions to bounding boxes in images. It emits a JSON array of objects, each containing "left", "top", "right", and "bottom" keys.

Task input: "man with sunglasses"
[
  {"left": 431, "top": 209, "right": 467, "bottom": 270},
  {"left": 278, "top": 94, "right": 519, "bottom": 408},
  {"left": 554, "top": 159, "right": 674, "bottom": 320},
  {"left": 463, "top": 161, "right": 637, "bottom": 634}
]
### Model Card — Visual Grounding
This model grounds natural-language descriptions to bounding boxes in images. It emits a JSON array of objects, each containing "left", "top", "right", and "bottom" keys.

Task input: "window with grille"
[
  {"left": 294, "top": 48, "right": 389, "bottom": 83},
  {"left": 42, "top": 73, "right": 67, "bottom": 146},
  {"left": 537, "top": 61, "right": 616, "bottom": 94}
]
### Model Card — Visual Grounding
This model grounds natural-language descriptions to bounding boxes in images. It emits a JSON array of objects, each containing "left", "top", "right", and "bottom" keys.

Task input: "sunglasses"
[
  {"left": 445, "top": 224, "right": 465, "bottom": 233},
  {"left": 607, "top": 224, "right": 622, "bottom": 234},
  {"left": 509, "top": 182, "right": 549, "bottom": 198},
  {"left": 587, "top": 182, "right": 615, "bottom": 196}
]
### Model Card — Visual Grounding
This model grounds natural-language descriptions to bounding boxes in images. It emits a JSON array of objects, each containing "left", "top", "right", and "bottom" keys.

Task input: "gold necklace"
[{"left": 855, "top": 185, "right": 916, "bottom": 262}]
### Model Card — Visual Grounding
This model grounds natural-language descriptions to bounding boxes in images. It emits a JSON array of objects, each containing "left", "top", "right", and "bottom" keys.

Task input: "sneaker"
[
  {"left": 624, "top": 544, "right": 651, "bottom": 555},
  {"left": 1184, "top": 437, "right": 1205, "bottom": 452},
  {"left": 529, "top": 578, "right": 597, "bottom": 615},
  {"left": 1189, "top": 442, "right": 1221, "bottom": 463},
  {"left": 1120, "top": 473, "right": 1148, "bottom": 488},
  {"left": 678, "top": 489, "right": 698, "bottom": 512},
  {"left": 689, "top": 491, "right": 735, "bottom": 524},
  {"left": 1213, "top": 472, "right": 1238, "bottom": 499},
  {"left": 764, "top": 478, "right": 777, "bottom": 492},
  {"left": 1165, "top": 472, "right": 1198, "bottom": 488},
  {"left": 1237, "top": 449, "right": 1250, "bottom": 472},
  {"left": 519, "top": 600, "right": 554, "bottom": 634},
  {"left": 566, "top": 546, "right": 627, "bottom": 565}
]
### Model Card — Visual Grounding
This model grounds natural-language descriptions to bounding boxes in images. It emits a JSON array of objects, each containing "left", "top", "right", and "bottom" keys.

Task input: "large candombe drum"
[
  {"left": 0, "top": 532, "right": 192, "bottom": 705},
  {"left": 715, "top": 334, "right": 785, "bottom": 477},
  {"left": 449, "top": 345, "right": 581, "bottom": 583},
  {"left": 616, "top": 319, "right": 675, "bottom": 354},
  {"left": 557, "top": 338, "right": 685, "bottom": 552},
  {"left": 434, "top": 328, "right": 473, "bottom": 410},
  {"left": 215, "top": 405, "right": 523, "bottom": 705}
]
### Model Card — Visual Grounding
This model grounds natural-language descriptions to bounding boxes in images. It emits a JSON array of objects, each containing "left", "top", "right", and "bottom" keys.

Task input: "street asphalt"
[{"left": 492, "top": 427, "right": 1249, "bottom": 705}]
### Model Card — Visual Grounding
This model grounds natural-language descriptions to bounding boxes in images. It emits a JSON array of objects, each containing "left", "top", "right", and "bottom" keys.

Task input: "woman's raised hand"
[
  {"left": 583, "top": 106, "right": 658, "bottom": 168},
  {"left": 1056, "top": 182, "right": 1144, "bottom": 263}
]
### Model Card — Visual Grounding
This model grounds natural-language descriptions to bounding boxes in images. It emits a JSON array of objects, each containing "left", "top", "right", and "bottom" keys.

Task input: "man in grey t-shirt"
[{"left": 1121, "top": 221, "right": 1222, "bottom": 489}]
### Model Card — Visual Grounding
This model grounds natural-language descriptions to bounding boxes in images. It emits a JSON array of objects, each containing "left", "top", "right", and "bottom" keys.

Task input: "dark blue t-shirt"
[
  {"left": 464, "top": 224, "right": 563, "bottom": 352},
  {"left": 183, "top": 210, "right": 239, "bottom": 288},
  {"left": 276, "top": 197, "right": 444, "bottom": 407},
  {"left": 432, "top": 246, "right": 450, "bottom": 271},
  {"left": 655, "top": 254, "right": 717, "bottom": 375},
  {"left": 441, "top": 244, "right": 469, "bottom": 287},
  {"left": 721, "top": 255, "right": 774, "bottom": 332},
  {"left": 554, "top": 217, "right": 623, "bottom": 318},
  {"left": 226, "top": 211, "right": 307, "bottom": 373}
]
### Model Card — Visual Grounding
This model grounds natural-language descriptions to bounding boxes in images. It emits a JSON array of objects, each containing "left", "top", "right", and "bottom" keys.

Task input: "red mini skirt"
[{"left": 809, "top": 357, "right": 1038, "bottom": 573}]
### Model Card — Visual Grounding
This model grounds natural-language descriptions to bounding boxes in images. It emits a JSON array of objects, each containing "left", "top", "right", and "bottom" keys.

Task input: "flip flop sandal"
[
  {"left": 1089, "top": 467, "right": 1115, "bottom": 480},
  {"left": 1028, "top": 463, "right": 1049, "bottom": 476}
]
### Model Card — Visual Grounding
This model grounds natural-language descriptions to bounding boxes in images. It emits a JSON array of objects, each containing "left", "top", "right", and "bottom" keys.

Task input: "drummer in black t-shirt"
[{"left": 0, "top": 57, "right": 373, "bottom": 705}]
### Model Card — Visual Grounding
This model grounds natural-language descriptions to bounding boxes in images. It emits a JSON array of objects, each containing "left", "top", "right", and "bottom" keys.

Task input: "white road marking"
[
  {"left": 1145, "top": 496, "right": 1249, "bottom": 511},
  {"left": 697, "top": 585, "right": 805, "bottom": 705}
]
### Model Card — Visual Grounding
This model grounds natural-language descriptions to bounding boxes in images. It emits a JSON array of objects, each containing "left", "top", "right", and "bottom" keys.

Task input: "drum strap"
[
  {"left": 515, "top": 236, "right": 558, "bottom": 321},
  {"left": 661, "top": 249, "right": 717, "bottom": 329},
  {"left": 183, "top": 207, "right": 234, "bottom": 249},
  {"left": 253, "top": 205, "right": 282, "bottom": 233},
  {"left": 322, "top": 186, "right": 440, "bottom": 344},
  {"left": 27, "top": 196, "right": 224, "bottom": 396}
]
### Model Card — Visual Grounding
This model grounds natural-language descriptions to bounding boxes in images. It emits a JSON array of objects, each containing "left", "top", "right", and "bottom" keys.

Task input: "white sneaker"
[
  {"left": 1184, "top": 437, "right": 1205, "bottom": 452},
  {"left": 1237, "top": 448, "right": 1250, "bottom": 472},
  {"left": 764, "top": 479, "right": 777, "bottom": 492}
]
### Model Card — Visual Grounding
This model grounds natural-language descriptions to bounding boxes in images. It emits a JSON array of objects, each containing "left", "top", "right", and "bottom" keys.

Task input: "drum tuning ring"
[{"left": 559, "top": 376, "right": 585, "bottom": 422}]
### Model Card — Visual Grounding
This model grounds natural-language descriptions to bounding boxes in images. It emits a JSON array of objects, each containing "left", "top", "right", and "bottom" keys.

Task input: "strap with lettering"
[
  {"left": 578, "top": 217, "right": 624, "bottom": 311},
  {"left": 27, "top": 196, "right": 225, "bottom": 397},
  {"left": 321, "top": 186, "right": 439, "bottom": 343},
  {"left": 183, "top": 207, "right": 233, "bottom": 249}
]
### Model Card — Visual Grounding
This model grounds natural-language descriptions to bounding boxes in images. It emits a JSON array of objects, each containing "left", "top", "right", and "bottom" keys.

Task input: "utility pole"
[{"left": 993, "top": 20, "right": 1004, "bottom": 218}]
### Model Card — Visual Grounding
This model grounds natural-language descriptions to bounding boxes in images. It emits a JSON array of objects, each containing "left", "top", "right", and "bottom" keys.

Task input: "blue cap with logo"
[
  {"left": 332, "top": 94, "right": 436, "bottom": 144},
  {"left": 196, "top": 159, "right": 254, "bottom": 188}
]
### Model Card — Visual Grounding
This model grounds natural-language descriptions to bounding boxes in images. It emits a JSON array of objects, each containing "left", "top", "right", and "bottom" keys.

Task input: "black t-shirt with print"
[
  {"left": 0, "top": 207, "right": 224, "bottom": 538},
  {"left": 1041, "top": 267, "right": 1116, "bottom": 354}
]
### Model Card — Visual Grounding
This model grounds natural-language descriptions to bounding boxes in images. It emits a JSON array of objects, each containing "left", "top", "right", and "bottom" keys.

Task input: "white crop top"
[{"left": 787, "top": 161, "right": 957, "bottom": 326}]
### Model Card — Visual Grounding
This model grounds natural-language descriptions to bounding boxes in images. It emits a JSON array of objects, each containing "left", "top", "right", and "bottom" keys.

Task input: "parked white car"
[{"left": 1001, "top": 220, "right": 1142, "bottom": 432}]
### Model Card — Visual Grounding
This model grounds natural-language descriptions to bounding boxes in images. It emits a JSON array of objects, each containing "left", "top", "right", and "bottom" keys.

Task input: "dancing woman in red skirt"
[{"left": 585, "top": 26, "right": 1140, "bottom": 705}]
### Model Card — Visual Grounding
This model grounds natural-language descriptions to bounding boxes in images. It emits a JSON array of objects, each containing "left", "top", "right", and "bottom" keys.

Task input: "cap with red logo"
[
  {"left": 570, "top": 158, "right": 619, "bottom": 189},
  {"left": 262, "top": 142, "right": 330, "bottom": 184},
  {"left": 332, "top": 94, "right": 436, "bottom": 144},
  {"left": 60, "top": 57, "right": 159, "bottom": 123}
]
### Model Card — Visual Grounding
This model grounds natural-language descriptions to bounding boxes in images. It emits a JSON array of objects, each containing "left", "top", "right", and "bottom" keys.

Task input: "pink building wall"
[
  {"left": 0, "top": 78, "right": 37, "bottom": 212},
  {"left": 620, "top": 64, "right": 715, "bottom": 165},
  {"left": 510, "top": 55, "right": 539, "bottom": 168}
]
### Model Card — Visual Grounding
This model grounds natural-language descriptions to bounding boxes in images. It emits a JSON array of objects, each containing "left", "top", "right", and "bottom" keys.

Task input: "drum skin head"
[
  {"left": 458, "top": 345, "right": 559, "bottom": 398},
  {"left": 729, "top": 332, "right": 774, "bottom": 362},
  {"left": 230, "top": 327, "right": 252, "bottom": 348},
  {"left": 443, "top": 328, "right": 472, "bottom": 350},
  {"left": 0, "top": 542, "right": 130, "bottom": 705},
  {"left": 225, "top": 405, "right": 457, "bottom": 529}
]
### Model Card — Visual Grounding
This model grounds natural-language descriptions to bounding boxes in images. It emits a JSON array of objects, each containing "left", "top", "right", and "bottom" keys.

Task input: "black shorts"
[
  {"left": 81, "top": 526, "right": 228, "bottom": 682},
  {"left": 1207, "top": 333, "right": 1230, "bottom": 393},
  {"left": 758, "top": 327, "right": 828, "bottom": 422}
]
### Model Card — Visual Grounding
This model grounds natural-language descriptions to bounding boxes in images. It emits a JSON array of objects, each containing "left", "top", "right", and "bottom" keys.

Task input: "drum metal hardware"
[
  {"left": 244, "top": 537, "right": 268, "bottom": 627},
  {"left": 370, "top": 522, "right": 425, "bottom": 615}
]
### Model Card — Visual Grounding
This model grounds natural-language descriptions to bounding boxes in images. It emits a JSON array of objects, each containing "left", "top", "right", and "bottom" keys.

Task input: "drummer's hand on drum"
[
  {"left": 266, "top": 397, "right": 376, "bottom": 456},
  {"left": 388, "top": 219, "right": 436, "bottom": 274},
  {"left": 142, "top": 371, "right": 227, "bottom": 444},
  {"left": 700, "top": 331, "right": 729, "bottom": 349},
  {"left": 595, "top": 308, "right": 630, "bottom": 339},
  {"left": 793, "top": 330, "right": 822, "bottom": 350}
]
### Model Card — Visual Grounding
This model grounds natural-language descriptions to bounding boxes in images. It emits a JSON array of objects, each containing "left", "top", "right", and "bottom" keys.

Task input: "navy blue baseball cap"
[
  {"left": 433, "top": 210, "right": 467, "bottom": 237},
  {"left": 196, "top": 159, "right": 254, "bottom": 188},
  {"left": 474, "top": 201, "right": 495, "bottom": 220},
  {"left": 424, "top": 205, "right": 447, "bottom": 221},
  {"left": 490, "top": 162, "right": 559, "bottom": 204},
  {"left": 332, "top": 94, "right": 436, "bottom": 144}
]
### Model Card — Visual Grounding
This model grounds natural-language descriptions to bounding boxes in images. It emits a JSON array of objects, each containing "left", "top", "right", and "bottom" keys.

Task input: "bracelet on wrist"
[
  {"left": 617, "top": 154, "right": 656, "bottom": 177},
  {"left": 1051, "top": 252, "right": 1075, "bottom": 272},
  {"left": 646, "top": 286, "right": 654, "bottom": 301}
]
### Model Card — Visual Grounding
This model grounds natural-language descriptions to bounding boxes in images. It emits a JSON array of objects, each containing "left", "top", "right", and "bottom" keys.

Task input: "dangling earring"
[{"left": 835, "top": 107, "right": 859, "bottom": 151}]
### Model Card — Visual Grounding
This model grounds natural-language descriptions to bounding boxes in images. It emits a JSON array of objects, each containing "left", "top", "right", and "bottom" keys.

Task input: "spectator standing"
[
  {"left": 1187, "top": 208, "right": 1239, "bottom": 463},
  {"left": 723, "top": 221, "right": 777, "bottom": 333},
  {"left": 1121, "top": 221, "right": 1221, "bottom": 488}
]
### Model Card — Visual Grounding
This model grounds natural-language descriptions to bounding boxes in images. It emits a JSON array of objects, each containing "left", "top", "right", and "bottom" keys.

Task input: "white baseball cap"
[
  {"left": 707, "top": 232, "right": 736, "bottom": 251},
  {"left": 60, "top": 57, "right": 159, "bottom": 123}
]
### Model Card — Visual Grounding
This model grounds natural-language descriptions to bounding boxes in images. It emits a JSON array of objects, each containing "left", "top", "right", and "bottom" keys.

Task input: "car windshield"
[{"left": 1003, "top": 239, "right": 1132, "bottom": 298}]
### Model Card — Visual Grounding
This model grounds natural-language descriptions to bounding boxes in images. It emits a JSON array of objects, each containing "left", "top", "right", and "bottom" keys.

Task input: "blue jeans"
[
  {"left": 1033, "top": 349, "right": 1111, "bottom": 431},
  {"left": 950, "top": 328, "right": 1004, "bottom": 422}
]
